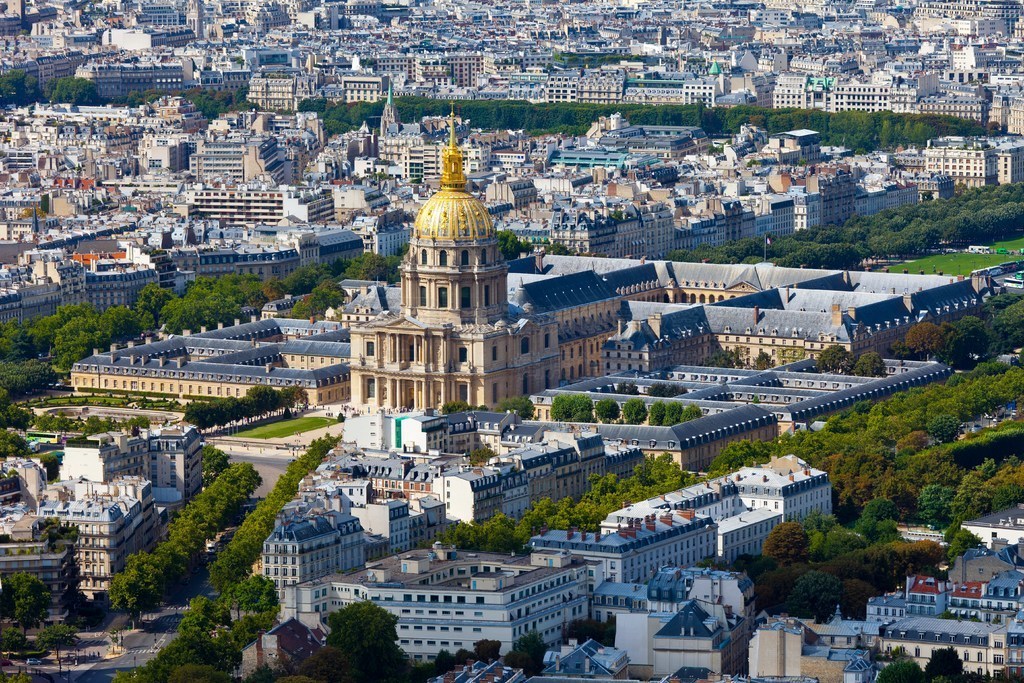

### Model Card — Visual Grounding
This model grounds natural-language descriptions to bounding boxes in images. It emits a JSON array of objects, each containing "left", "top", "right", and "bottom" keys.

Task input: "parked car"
[
  {"left": 26, "top": 658, "right": 42, "bottom": 665},
  {"left": 1, "top": 659, "right": 13, "bottom": 666}
]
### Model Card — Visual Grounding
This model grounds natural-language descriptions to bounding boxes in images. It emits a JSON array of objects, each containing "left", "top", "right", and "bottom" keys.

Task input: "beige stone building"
[{"left": 349, "top": 117, "right": 559, "bottom": 410}]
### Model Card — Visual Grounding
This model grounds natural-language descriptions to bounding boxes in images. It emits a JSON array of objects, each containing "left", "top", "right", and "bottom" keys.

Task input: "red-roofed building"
[
  {"left": 905, "top": 575, "right": 953, "bottom": 617},
  {"left": 239, "top": 618, "right": 326, "bottom": 678},
  {"left": 949, "top": 581, "right": 986, "bottom": 620}
]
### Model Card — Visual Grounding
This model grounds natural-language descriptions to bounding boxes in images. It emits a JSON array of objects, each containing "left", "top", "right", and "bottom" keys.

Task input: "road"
[
  {"left": 220, "top": 449, "right": 291, "bottom": 498},
  {"left": 70, "top": 569, "right": 218, "bottom": 683}
]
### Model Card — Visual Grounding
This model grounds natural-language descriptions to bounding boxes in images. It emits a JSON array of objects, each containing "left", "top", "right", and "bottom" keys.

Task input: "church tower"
[
  {"left": 347, "top": 108, "right": 559, "bottom": 411},
  {"left": 400, "top": 109, "right": 507, "bottom": 326},
  {"left": 188, "top": 0, "right": 205, "bottom": 40},
  {"left": 379, "top": 80, "right": 400, "bottom": 137}
]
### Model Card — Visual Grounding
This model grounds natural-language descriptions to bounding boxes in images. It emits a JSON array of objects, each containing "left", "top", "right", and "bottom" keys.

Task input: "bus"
[
  {"left": 1006, "top": 274, "right": 1024, "bottom": 289},
  {"left": 25, "top": 431, "right": 60, "bottom": 444}
]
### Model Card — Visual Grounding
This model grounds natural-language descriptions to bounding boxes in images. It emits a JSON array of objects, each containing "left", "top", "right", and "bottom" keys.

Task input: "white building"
[
  {"left": 262, "top": 508, "right": 365, "bottom": 600},
  {"left": 281, "top": 546, "right": 592, "bottom": 660},
  {"left": 717, "top": 508, "right": 783, "bottom": 564}
]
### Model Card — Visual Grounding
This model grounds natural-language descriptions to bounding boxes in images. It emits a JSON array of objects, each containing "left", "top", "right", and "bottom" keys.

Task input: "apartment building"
[
  {"left": 924, "top": 137, "right": 999, "bottom": 188},
  {"left": 435, "top": 465, "right": 529, "bottom": 522},
  {"left": 75, "top": 61, "right": 184, "bottom": 99},
  {"left": 84, "top": 267, "right": 158, "bottom": 309},
  {"left": 181, "top": 185, "right": 335, "bottom": 225},
  {"left": 879, "top": 618, "right": 1006, "bottom": 677},
  {"left": 60, "top": 427, "right": 202, "bottom": 505},
  {"left": 189, "top": 136, "right": 292, "bottom": 185},
  {"left": 530, "top": 515, "right": 718, "bottom": 583},
  {"left": 262, "top": 508, "right": 365, "bottom": 600},
  {"left": 38, "top": 477, "right": 158, "bottom": 604},
  {"left": 281, "top": 546, "right": 591, "bottom": 660}
]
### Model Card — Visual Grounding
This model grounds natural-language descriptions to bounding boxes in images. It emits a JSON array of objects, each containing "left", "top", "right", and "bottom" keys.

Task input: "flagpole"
[{"left": 764, "top": 235, "right": 767, "bottom": 262}]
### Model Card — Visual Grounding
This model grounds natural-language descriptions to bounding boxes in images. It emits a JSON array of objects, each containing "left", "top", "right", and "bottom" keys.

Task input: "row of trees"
[
  {"left": 182, "top": 385, "right": 308, "bottom": 430},
  {"left": 438, "top": 454, "right": 697, "bottom": 552},
  {"left": 299, "top": 97, "right": 984, "bottom": 151},
  {"left": 0, "top": 72, "right": 100, "bottom": 107},
  {"left": 209, "top": 436, "right": 338, "bottom": 592},
  {"left": 109, "top": 463, "right": 261, "bottom": 624},
  {"left": 551, "top": 394, "right": 704, "bottom": 426},
  {"left": 668, "top": 183, "right": 1024, "bottom": 269}
]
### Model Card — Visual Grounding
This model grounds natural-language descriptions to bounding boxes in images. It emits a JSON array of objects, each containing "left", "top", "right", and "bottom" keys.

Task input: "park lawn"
[
  {"left": 231, "top": 416, "right": 335, "bottom": 439},
  {"left": 898, "top": 252, "right": 1014, "bottom": 277},
  {"left": 898, "top": 235, "right": 1024, "bottom": 277}
]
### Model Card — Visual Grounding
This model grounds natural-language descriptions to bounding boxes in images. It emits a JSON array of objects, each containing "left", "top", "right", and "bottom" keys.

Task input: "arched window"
[
  {"left": 420, "top": 250, "right": 428, "bottom": 265},
  {"left": 461, "top": 250, "right": 470, "bottom": 266},
  {"left": 481, "top": 249, "right": 487, "bottom": 264},
  {"left": 419, "top": 286, "right": 427, "bottom": 307},
  {"left": 439, "top": 251, "right": 448, "bottom": 266},
  {"left": 520, "top": 337, "right": 530, "bottom": 354}
]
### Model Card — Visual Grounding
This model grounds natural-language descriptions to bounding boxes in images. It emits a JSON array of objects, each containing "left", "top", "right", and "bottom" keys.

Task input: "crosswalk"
[{"left": 126, "top": 647, "right": 160, "bottom": 655}]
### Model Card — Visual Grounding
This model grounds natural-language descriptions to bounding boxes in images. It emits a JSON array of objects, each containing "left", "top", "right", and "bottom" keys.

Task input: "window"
[
  {"left": 461, "top": 286, "right": 471, "bottom": 309},
  {"left": 481, "top": 249, "right": 487, "bottom": 264},
  {"left": 523, "top": 374, "right": 529, "bottom": 394},
  {"left": 366, "top": 378, "right": 376, "bottom": 399},
  {"left": 419, "top": 286, "right": 427, "bottom": 307},
  {"left": 439, "top": 251, "right": 448, "bottom": 266},
  {"left": 544, "top": 333, "right": 550, "bottom": 348},
  {"left": 461, "top": 250, "right": 470, "bottom": 266},
  {"left": 484, "top": 285, "right": 490, "bottom": 306},
  {"left": 521, "top": 338, "right": 530, "bottom": 354},
  {"left": 458, "top": 347, "right": 468, "bottom": 363},
  {"left": 492, "top": 346, "right": 498, "bottom": 361},
  {"left": 438, "top": 287, "right": 448, "bottom": 308},
  {"left": 421, "top": 250, "right": 427, "bottom": 265}
]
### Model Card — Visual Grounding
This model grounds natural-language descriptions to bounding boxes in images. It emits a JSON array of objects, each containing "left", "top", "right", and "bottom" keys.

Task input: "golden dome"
[{"left": 413, "top": 108, "right": 494, "bottom": 242}]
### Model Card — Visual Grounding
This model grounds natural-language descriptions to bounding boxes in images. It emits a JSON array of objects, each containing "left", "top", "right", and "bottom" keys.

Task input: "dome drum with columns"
[{"left": 348, "top": 110, "right": 560, "bottom": 411}]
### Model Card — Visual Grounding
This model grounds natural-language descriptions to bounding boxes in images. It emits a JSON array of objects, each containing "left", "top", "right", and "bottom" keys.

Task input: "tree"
[
  {"left": 647, "top": 401, "right": 667, "bottom": 426},
  {"left": 325, "top": 602, "right": 404, "bottom": 682},
  {"left": 945, "top": 527, "right": 983, "bottom": 563},
  {"left": 497, "top": 231, "right": 529, "bottom": 261},
  {"left": 469, "top": 447, "right": 496, "bottom": 465},
  {"left": 36, "top": 624, "right": 78, "bottom": 670},
  {"left": 230, "top": 575, "right": 278, "bottom": 617},
  {"left": 474, "top": 639, "right": 502, "bottom": 662},
  {"left": 877, "top": 660, "right": 925, "bottom": 683},
  {"left": 926, "top": 415, "right": 961, "bottom": 444},
  {"left": 754, "top": 351, "right": 774, "bottom": 370},
  {"left": 441, "top": 400, "right": 472, "bottom": 414},
  {"left": 853, "top": 352, "right": 886, "bottom": 377},
  {"left": 818, "top": 345, "right": 853, "bottom": 374},
  {"left": 680, "top": 404, "right": 703, "bottom": 422},
  {"left": 297, "top": 646, "right": 355, "bottom": 683},
  {"left": 550, "top": 395, "right": 594, "bottom": 423},
  {"left": 201, "top": 446, "right": 230, "bottom": 488},
  {"left": 109, "top": 555, "right": 163, "bottom": 627},
  {"left": 497, "top": 396, "right": 534, "bottom": 419},
  {"left": 168, "top": 665, "right": 232, "bottom": 683},
  {"left": 45, "top": 77, "right": 100, "bottom": 106},
  {"left": 905, "top": 322, "right": 947, "bottom": 359},
  {"left": 434, "top": 650, "right": 456, "bottom": 675},
  {"left": 621, "top": 398, "right": 647, "bottom": 425},
  {"left": 917, "top": 485, "right": 955, "bottom": 529},
  {"left": 787, "top": 570, "right": 842, "bottom": 623},
  {"left": 1, "top": 573, "right": 50, "bottom": 632},
  {"left": 594, "top": 398, "right": 620, "bottom": 423},
  {"left": 0, "top": 70, "right": 39, "bottom": 106},
  {"left": 648, "top": 383, "right": 682, "bottom": 398},
  {"left": 941, "top": 317, "right": 991, "bottom": 369},
  {"left": 510, "top": 631, "right": 546, "bottom": 676},
  {"left": 924, "top": 647, "right": 963, "bottom": 681},
  {"left": 0, "top": 628, "right": 26, "bottom": 655},
  {"left": 763, "top": 522, "right": 809, "bottom": 566}
]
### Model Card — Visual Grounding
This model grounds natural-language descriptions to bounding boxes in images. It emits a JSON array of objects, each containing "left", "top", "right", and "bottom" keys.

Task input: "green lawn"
[
  {"left": 231, "top": 416, "right": 335, "bottom": 439},
  {"left": 899, "top": 235, "right": 1024, "bottom": 277}
]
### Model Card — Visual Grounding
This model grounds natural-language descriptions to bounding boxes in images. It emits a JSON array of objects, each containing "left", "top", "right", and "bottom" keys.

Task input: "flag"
[{"left": 765, "top": 234, "right": 773, "bottom": 246}]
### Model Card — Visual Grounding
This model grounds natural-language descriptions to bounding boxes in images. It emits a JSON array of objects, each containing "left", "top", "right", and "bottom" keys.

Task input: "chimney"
[
  {"left": 753, "top": 305, "right": 760, "bottom": 325},
  {"left": 534, "top": 249, "right": 544, "bottom": 272},
  {"left": 182, "top": 329, "right": 191, "bottom": 336},
  {"left": 109, "top": 343, "right": 117, "bottom": 353},
  {"left": 235, "top": 318, "right": 241, "bottom": 326},
  {"left": 159, "top": 356, "right": 166, "bottom": 367},
  {"left": 251, "top": 314, "right": 259, "bottom": 323},
  {"left": 617, "top": 319, "right": 625, "bottom": 335},
  {"left": 650, "top": 313, "right": 662, "bottom": 338},
  {"left": 593, "top": 530, "right": 601, "bottom": 542},
  {"left": 831, "top": 303, "right": 842, "bottom": 327},
  {"left": 93, "top": 348, "right": 100, "bottom": 356},
  {"left": 266, "top": 363, "right": 273, "bottom": 373},
  {"left": 848, "top": 306, "right": 857, "bottom": 321},
  {"left": 218, "top": 322, "right": 224, "bottom": 329},
  {"left": 200, "top": 326, "right": 207, "bottom": 334},
  {"left": 127, "top": 340, "right": 135, "bottom": 348},
  {"left": 175, "top": 357, "right": 185, "bottom": 368},
  {"left": 679, "top": 509, "right": 695, "bottom": 520}
]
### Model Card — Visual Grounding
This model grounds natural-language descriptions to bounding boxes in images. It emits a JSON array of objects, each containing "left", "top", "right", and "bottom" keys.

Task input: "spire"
[
  {"left": 440, "top": 104, "right": 466, "bottom": 191},
  {"left": 386, "top": 80, "right": 393, "bottom": 106}
]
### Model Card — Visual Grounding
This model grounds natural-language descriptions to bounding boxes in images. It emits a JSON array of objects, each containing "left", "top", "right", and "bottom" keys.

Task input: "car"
[
  {"left": 26, "top": 658, "right": 42, "bottom": 666},
  {"left": 1, "top": 659, "right": 13, "bottom": 666}
]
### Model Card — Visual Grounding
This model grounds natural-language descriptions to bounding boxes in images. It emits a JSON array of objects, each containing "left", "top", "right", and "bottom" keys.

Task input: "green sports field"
[
  {"left": 899, "top": 236, "right": 1024, "bottom": 277},
  {"left": 232, "top": 416, "right": 335, "bottom": 439}
]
